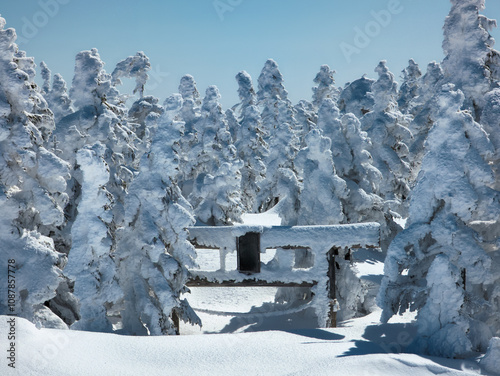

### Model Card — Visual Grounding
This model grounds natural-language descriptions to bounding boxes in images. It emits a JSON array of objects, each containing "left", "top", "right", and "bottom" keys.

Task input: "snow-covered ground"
[
  {"left": 0, "top": 211, "right": 492, "bottom": 375},
  {"left": 1, "top": 310, "right": 486, "bottom": 376}
]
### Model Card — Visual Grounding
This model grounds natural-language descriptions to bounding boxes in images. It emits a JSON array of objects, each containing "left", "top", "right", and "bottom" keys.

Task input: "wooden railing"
[{"left": 186, "top": 223, "right": 380, "bottom": 328}]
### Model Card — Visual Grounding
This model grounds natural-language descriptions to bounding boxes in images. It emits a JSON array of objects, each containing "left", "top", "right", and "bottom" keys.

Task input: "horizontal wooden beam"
[{"left": 187, "top": 276, "right": 317, "bottom": 288}]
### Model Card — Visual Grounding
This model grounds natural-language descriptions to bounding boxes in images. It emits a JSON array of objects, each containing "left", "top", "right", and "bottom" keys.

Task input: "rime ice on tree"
[
  {"left": 0, "top": 17, "right": 78, "bottom": 328},
  {"left": 117, "top": 94, "right": 200, "bottom": 335},
  {"left": 442, "top": 0, "right": 500, "bottom": 120},
  {"left": 379, "top": 85, "right": 500, "bottom": 357}
]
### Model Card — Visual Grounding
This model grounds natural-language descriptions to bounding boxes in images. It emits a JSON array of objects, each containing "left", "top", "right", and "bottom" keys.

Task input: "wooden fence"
[{"left": 185, "top": 223, "right": 380, "bottom": 329}]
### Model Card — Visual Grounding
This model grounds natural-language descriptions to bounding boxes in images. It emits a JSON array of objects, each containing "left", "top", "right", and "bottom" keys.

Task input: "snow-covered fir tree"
[
  {"left": 39, "top": 61, "right": 73, "bottom": 123},
  {"left": 379, "top": 84, "right": 500, "bottom": 358},
  {"left": 188, "top": 85, "right": 243, "bottom": 225},
  {"left": 116, "top": 94, "right": 200, "bottom": 335},
  {"left": 233, "top": 71, "right": 268, "bottom": 211},
  {"left": 312, "top": 64, "right": 341, "bottom": 109},
  {"left": 54, "top": 48, "right": 143, "bottom": 328},
  {"left": 295, "top": 129, "right": 347, "bottom": 226},
  {"left": 397, "top": 59, "right": 422, "bottom": 114},
  {"left": 481, "top": 88, "right": 500, "bottom": 189},
  {"left": 257, "top": 59, "right": 297, "bottom": 141},
  {"left": 176, "top": 75, "right": 201, "bottom": 192},
  {"left": 40, "top": 60, "right": 51, "bottom": 95},
  {"left": 442, "top": 0, "right": 500, "bottom": 120},
  {"left": 338, "top": 75, "right": 375, "bottom": 118},
  {"left": 407, "top": 61, "right": 445, "bottom": 178},
  {"left": 64, "top": 144, "right": 122, "bottom": 332},
  {"left": 111, "top": 51, "right": 151, "bottom": 98},
  {"left": 0, "top": 17, "right": 78, "bottom": 328},
  {"left": 361, "top": 61, "right": 412, "bottom": 216},
  {"left": 294, "top": 99, "right": 317, "bottom": 148},
  {"left": 127, "top": 95, "right": 164, "bottom": 143},
  {"left": 256, "top": 59, "right": 299, "bottom": 211}
]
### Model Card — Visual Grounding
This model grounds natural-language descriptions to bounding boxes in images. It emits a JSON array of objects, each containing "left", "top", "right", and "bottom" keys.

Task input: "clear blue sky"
[{"left": 2, "top": 0, "right": 500, "bottom": 108}]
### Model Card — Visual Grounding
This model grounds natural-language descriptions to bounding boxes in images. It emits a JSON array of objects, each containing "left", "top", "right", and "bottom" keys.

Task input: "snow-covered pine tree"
[
  {"left": 111, "top": 51, "right": 151, "bottom": 98},
  {"left": 292, "top": 64, "right": 340, "bottom": 146},
  {"left": 482, "top": 88, "right": 500, "bottom": 189},
  {"left": 296, "top": 129, "right": 347, "bottom": 226},
  {"left": 64, "top": 144, "right": 122, "bottom": 332},
  {"left": 188, "top": 85, "right": 243, "bottom": 225},
  {"left": 379, "top": 84, "right": 500, "bottom": 358},
  {"left": 39, "top": 61, "right": 73, "bottom": 123},
  {"left": 312, "top": 64, "right": 341, "bottom": 109},
  {"left": 318, "top": 99, "right": 390, "bottom": 248},
  {"left": 225, "top": 108, "right": 240, "bottom": 145},
  {"left": 256, "top": 59, "right": 299, "bottom": 211},
  {"left": 235, "top": 70, "right": 256, "bottom": 110},
  {"left": 233, "top": 71, "right": 268, "bottom": 211},
  {"left": 407, "top": 61, "right": 445, "bottom": 179},
  {"left": 442, "top": 0, "right": 500, "bottom": 120},
  {"left": 54, "top": 49, "right": 143, "bottom": 328},
  {"left": 117, "top": 94, "right": 200, "bottom": 335},
  {"left": 294, "top": 100, "right": 317, "bottom": 148},
  {"left": 338, "top": 75, "right": 375, "bottom": 118},
  {"left": 317, "top": 99, "right": 350, "bottom": 176},
  {"left": 257, "top": 59, "right": 297, "bottom": 142},
  {"left": 0, "top": 17, "right": 78, "bottom": 328},
  {"left": 397, "top": 59, "right": 422, "bottom": 114},
  {"left": 337, "top": 113, "right": 385, "bottom": 225},
  {"left": 361, "top": 61, "right": 412, "bottom": 216},
  {"left": 40, "top": 60, "right": 51, "bottom": 95},
  {"left": 177, "top": 75, "right": 201, "bottom": 193},
  {"left": 128, "top": 95, "right": 164, "bottom": 142}
]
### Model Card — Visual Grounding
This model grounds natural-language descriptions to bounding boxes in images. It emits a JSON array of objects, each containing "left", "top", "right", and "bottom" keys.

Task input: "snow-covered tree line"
[{"left": 1, "top": 0, "right": 500, "bottom": 358}]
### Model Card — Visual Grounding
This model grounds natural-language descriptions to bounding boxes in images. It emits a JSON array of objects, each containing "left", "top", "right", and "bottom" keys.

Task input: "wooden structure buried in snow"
[{"left": 186, "top": 223, "right": 380, "bottom": 328}]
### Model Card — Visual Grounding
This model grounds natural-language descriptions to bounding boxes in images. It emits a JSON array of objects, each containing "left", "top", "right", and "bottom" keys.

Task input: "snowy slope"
[{"left": 1, "top": 311, "right": 485, "bottom": 376}]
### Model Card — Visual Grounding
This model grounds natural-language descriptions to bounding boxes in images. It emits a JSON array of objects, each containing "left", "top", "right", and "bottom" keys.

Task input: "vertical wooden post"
[
  {"left": 237, "top": 232, "right": 261, "bottom": 274},
  {"left": 172, "top": 309, "right": 180, "bottom": 335},
  {"left": 327, "top": 247, "right": 338, "bottom": 328}
]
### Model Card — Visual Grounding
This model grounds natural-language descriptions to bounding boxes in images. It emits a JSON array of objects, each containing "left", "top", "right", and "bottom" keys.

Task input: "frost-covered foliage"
[
  {"left": 40, "top": 60, "right": 51, "bottom": 94},
  {"left": 338, "top": 75, "right": 375, "bottom": 117},
  {"left": 312, "top": 64, "right": 340, "bottom": 108},
  {"left": 442, "top": 0, "right": 500, "bottom": 120},
  {"left": 233, "top": 71, "right": 268, "bottom": 211},
  {"left": 296, "top": 129, "right": 347, "bottom": 225},
  {"left": 294, "top": 100, "right": 317, "bottom": 147},
  {"left": 407, "top": 62, "right": 445, "bottom": 177},
  {"left": 176, "top": 75, "right": 201, "bottom": 190},
  {"left": 54, "top": 48, "right": 144, "bottom": 330},
  {"left": 128, "top": 95, "right": 164, "bottom": 142},
  {"left": 256, "top": 60, "right": 299, "bottom": 211},
  {"left": 39, "top": 61, "right": 73, "bottom": 124},
  {"left": 188, "top": 86, "right": 243, "bottom": 225},
  {"left": 398, "top": 59, "right": 422, "bottom": 114},
  {"left": 111, "top": 51, "right": 151, "bottom": 97},
  {"left": 0, "top": 17, "right": 77, "bottom": 328},
  {"left": 481, "top": 337, "right": 500, "bottom": 374},
  {"left": 235, "top": 70, "right": 256, "bottom": 109},
  {"left": 257, "top": 59, "right": 297, "bottom": 140},
  {"left": 379, "top": 85, "right": 500, "bottom": 358},
  {"left": 117, "top": 95, "right": 200, "bottom": 335},
  {"left": 361, "top": 61, "right": 412, "bottom": 215},
  {"left": 65, "top": 144, "right": 121, "bottom": 332},
  {"left": 481, "top": 88, "right": 500, "bottom": 189}
]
